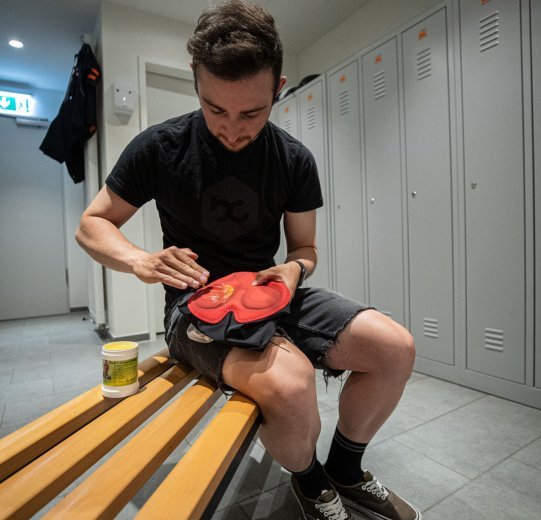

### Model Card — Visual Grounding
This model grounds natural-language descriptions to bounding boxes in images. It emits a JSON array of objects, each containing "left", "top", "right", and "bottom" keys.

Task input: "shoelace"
[
  {"left": 315, "top": 492, "right": 349, "bottom": 520},
  {"left": 362, "top": 476, "right": 390, "bottom": 500}
]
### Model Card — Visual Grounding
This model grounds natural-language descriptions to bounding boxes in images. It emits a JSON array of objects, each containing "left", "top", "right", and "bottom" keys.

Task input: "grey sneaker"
[
  {"left": 290, "top": 475, "right": 352, "bottom": 520},
  {"left": 328, "top": 470, "right": 422, "bottom": 520}
]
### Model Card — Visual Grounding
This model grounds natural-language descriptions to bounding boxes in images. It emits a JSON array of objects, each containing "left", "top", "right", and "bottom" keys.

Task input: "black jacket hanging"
[{"left": 40, "top": 43, "right": 101, "bottom": 183}]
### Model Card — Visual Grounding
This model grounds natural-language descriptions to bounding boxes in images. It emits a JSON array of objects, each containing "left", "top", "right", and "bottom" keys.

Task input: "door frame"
[{"left": 137, "top": 56, "right": 194, "bottom": 340}]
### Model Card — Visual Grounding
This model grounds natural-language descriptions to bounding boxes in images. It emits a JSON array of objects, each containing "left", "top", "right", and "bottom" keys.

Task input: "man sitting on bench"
[{"left": 76, "top": 1, "right": 420, "bottom": 519}]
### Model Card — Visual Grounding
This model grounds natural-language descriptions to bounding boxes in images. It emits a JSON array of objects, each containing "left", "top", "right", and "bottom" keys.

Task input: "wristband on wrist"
[{"left": 293, "top": 260, "right": 306, "bottom": 288}]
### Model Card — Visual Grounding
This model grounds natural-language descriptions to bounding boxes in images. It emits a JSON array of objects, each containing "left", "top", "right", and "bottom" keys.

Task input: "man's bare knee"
[
  {"left": 221, "top": 337, "right": 316, "bottom": 409},
  {"left": 332, "top": 310, "right": 416, "bottom": 377}
]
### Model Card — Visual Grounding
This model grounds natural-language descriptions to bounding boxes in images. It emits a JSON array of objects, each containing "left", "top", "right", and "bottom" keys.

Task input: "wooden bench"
[{"left": 0, "top": 349, "right": 260, "bottom": 519}]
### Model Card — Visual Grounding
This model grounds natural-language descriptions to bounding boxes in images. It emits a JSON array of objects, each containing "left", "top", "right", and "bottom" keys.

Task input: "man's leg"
[
  {"left": 221, "top": 336, "right": 320, "bottom": 472},
  {"left": 326, "top": 309, "right": 415, "bottom": 443},
  {"left": 323, "top": 309, "right": 421, "bottom": 520},
  {"left": 222, "top": 336, "right": 353, "bottom": 519}
]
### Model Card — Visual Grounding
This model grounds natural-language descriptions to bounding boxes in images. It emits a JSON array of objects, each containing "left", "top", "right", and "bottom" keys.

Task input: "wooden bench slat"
[
  {"left": 135, "top": 393, "right": 259, "bottom": 520},
  {"left": 44, "top": 378, "right": 221, "bottom": 520},
  {"left": 0, "top": 348, "right": 173, "bottom": 482},
  {"left": 0, "top": 364, "right": 197, "bottom": 520}
]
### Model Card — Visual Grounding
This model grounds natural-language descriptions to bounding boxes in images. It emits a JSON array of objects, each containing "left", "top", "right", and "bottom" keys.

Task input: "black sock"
[
  {"left": 290, "top": 452, "right": 331, "bottom": 499},
  {"left": 324, "top": 428, "right": 368, "bottom": 486}
]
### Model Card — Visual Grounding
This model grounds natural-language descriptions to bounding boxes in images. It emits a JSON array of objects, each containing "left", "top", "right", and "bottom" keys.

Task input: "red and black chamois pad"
[{"left": 177, "top": 271, "right": 291, "bottom": 349}]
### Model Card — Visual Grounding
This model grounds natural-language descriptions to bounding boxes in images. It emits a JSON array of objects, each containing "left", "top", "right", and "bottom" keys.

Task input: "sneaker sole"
[{"left": 340, "top": 495, "right": 422, "bottom": 520}]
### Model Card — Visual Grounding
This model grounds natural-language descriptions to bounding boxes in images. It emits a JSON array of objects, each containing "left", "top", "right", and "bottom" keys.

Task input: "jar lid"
[{"left": 102, "top": 341, "right": 138, "bottom": 353}]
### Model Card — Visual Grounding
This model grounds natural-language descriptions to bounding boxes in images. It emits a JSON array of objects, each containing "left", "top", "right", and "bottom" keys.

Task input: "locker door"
[
  {"left": 362, "top": 38, "right": 405, "bottom": 323},
  {"left": 402, "top": 9, "right": 454, "bottom": 364},
  {"left": 272, "top": 97, "right": 299, "bottom": 263},
  {"left": 298, "top": 79, "right": 333, "bottom": 290},
  {"left": 460, "top": 0, "right": 525, "bottom": 383},
  {"left": 328, "top": 60, "right": 366, "bottom": 301},
  {"left": 534, "top": 0, "right": 541, "bottom": 389},
  {"left": 276, "top": 97, "right": 299, "bottom": 139}
]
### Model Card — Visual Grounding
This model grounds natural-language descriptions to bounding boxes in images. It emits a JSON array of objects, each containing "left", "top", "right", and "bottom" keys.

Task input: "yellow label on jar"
[
  {"left": 103, "top": 341, "right": 138, "bottom": 351},
  {"left": 103, "top": 358, "right": 138, "bottom": 386}
]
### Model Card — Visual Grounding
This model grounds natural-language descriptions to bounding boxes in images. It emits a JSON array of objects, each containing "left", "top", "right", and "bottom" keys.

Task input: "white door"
[
  {"left": 145, "top": 71, "right": 200, "bottom": 333},
  {"left": 0, "top": 117, "right": 68, "bottom": 320}
]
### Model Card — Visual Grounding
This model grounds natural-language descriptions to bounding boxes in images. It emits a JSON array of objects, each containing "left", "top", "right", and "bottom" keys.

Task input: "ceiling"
[{"left": 0, "top": 0, "right": 368, "bottom": 93}]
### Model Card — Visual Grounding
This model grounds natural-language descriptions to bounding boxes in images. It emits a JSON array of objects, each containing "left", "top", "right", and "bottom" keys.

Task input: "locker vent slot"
[
  {"left": 416, "top": 48, "right": 432, "bottom": 81},
  {"left": 284, "top": 119, "right": 293, "bottom": 134},
  {"left": 479, "top": 11, "right": 499, "bottom": 52},
  {"left": 484, "top": 327, "right": 504, "bottom": 352},
  {"left": 307, "top": 106, "right": 316, "bottom": 130},
  {"left": 338, "top": 90, "right": 350, "bottom": 116},
  {"left": 373, "top": 70, "right": 386, "bottom": 100},
  {"left": 423, "top": 318, "right": 438, "bottom": 339}
]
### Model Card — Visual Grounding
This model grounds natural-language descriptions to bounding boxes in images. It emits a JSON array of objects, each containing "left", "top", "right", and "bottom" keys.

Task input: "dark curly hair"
[{"left": 187, "top": 0, "right": 283, "bottom": 92}]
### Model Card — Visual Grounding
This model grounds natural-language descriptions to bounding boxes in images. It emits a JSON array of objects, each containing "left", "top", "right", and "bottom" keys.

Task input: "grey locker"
[
  {"left": 532, "top": 0, "right": 541, "bottom": 389},
  {"left": 460, "top": 0, "right": 525, "bottom": 383},
  {"left": 402, "top": 9, "right": 454, "bottom": 364},
  {"left": 276, "top": 97, "right": 299, "bottom": 139},
  {"left": 298, "top": 79, "right": 333, "bottom": 290},
  {"left": 272, "top": 97, "right": 299, "bottom": 264},
  {"left": 328, "top": 60, "right": 367, "bottom": 302},
  {"left": 361, "top": 38, "right": 405, "bottom": 323}
]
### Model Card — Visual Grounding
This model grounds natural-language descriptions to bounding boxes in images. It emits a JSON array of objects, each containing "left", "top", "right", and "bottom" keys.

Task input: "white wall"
[{"left": 298, "top": 0, "right": 441, "bottom": 77}]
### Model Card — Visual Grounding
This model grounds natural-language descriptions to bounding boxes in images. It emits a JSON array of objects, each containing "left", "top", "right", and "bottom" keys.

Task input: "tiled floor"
[{"left": 1, "top": 312, "right": 541, "bottom": 519}]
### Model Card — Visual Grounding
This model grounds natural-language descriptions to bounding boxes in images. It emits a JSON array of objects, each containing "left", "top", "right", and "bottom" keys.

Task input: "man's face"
[{"left": 196, "top": 66, "right": 286, "bottom": 152}]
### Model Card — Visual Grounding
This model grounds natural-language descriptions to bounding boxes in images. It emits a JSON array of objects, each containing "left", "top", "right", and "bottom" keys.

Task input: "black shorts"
[{"left": 165, "top": 287, "right": 371, "bottom": 393}]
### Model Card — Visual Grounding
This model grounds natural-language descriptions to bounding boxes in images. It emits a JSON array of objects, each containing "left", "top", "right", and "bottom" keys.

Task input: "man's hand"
[
  {"left": 131, "top": 247, "right": 209, "bottom": 290},
  {"left": 252, "top": 262, "right": 303, "bottom": 299}
]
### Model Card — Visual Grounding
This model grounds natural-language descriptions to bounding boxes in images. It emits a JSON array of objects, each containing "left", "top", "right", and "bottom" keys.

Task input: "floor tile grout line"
[
  {"left": 392, "top": 436, "right": 475, "bottom": 480},
  {"left": 368, "top": 415, "right": 434, "bottom": 448},
  {"left": 416, "top": 443, "right": 541, "bottom": 516},
  {"left": 395, "top": 428, "right": 541, "bottom": 492},
  {"left": 502, "top": 452, "right": 541, "bottom": 474},
  {"left": 391, "top": 392, "right": 541, "bottom": 478},
  {"left": 395, "top": 392, "right": 487, "bottom": 426},
  {"left": 225, "top": 480, "right": 291, "bottom": 512},
  {"left": 235, "top": 481, "right": 292, "bottom": 514},
  {"left": 504, "top": 434, "right": 541, "bottom": 472}
]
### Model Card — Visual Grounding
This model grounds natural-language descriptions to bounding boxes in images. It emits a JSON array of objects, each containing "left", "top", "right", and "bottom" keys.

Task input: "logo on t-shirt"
[{"left": 201, "top": 176, "right": 258, "bottom": 241}]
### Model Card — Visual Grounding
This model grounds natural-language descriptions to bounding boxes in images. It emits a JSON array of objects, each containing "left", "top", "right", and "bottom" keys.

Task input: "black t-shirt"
[{"left": 105, "top": 110, "right": 323, "bottom": 311}]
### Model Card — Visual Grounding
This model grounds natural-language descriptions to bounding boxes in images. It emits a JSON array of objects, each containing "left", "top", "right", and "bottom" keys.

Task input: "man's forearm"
[
  {"left": 285, "top": 246, "right": 318, "bottom": 279},
  {"left": 75, "top": 215, "right": 147, "bottom": 274}
]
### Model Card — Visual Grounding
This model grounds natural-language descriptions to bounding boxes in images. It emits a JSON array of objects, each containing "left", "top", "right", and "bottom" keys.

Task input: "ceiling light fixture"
[{"left": 9, "top": 39, "right": 24, "bottom": 49}]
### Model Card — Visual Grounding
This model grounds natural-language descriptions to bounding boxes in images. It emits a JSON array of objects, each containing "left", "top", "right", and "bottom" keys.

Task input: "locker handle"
[{"left": 411, "top": 191, "right": 417, "bottom": 198}]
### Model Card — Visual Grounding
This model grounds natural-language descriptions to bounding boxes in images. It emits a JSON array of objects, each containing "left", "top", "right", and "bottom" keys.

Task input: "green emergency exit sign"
[{"left": 0, "top": 90, "right": 33, "bottom": 116}]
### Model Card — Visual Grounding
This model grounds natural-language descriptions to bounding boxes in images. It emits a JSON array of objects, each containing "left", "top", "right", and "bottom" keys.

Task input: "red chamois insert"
[{"left": 187, "top": 272, "right": 290, "bottom": 324}]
